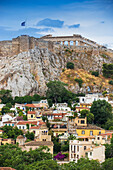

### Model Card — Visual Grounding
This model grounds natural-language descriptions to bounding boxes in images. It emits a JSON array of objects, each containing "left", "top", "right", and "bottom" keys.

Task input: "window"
[
  {"left": 84, "top": 146, "right": 86, "bottom": 150},
  {"left": 90, "top": 152, "right": 92, "bottom": 156},
  {"left": 77, "top": 155, "right": 79, "bottom": 159},
  {"left": 19, "top": 126, "right": 21, "bottom": 129},
  {"left": 31, "top": 115, "right": 33, "bottom": 118},
  {"left": 90, "top": 131, "right": 93, "bottom": 136},
  {"left": 81, "top": 120, "right": 85, "bottom": 124},
  {"left": 78, "top": 120, "right": 79, "bottom": 123},
  {"left": 97, "top": 137, "right": 100, "bottom": 140},
  {"left": 82, "top": 130, "right": 85, "bottom": 134},
  {"left": 23, "top": 126, "right": 24, "bottom": 129},
  {"left": 99, "top": 131, "right": 101, "bottom": 135},
  {"left": 77, "top": 146, "right": 79, "bottom": 152},
  {"left": 12, "top": 124, "right": 14, "bottom": 126}
]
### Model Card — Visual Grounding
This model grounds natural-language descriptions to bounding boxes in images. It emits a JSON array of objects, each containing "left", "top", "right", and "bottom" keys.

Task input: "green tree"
[
  {"left": 25, "top": 131, "right": 34, "bottom": 140},
  {"left": 46, "top": 81, "right": 77, "bottom": 104},
  {"left": 105, "top": 134, "right": 113, "bottom": 159},
  {"left": 102, "top": 63, "right": 113, "bottom": 78},
  {"left": 66, "top": 62, "right": 74, "bottom": 69},
  {"left": 1, "top": 106, "right": 11, "bottom": 114},
  {"left": 102, "top": 157, "right": 113, "bottom": 170},
  {"left": 0, "top": 89, "right": 14, "bottom": 104},
  {"left": 6, "top": 103, "right": 12, "bottom": 108},
  {"left": 28, "top": 159, "right": 59, "bottom": 170},
  {"left": 80, "top": 109, "right": 94, "bottom": 124},
  {"left": 90, "top": 100, "right": 112, "bottom": 125},
  {"left": 105, "top": 119, "right": 113, "bottom": 130},
  {"left": 75, "top": 78, "right": 83, "bottom": 88},
  {"left": 48, "top": 99, "right": 53, "bottom": 107},
  {"left": 91, "top": 71, "right": 99, "bottom": 77}
]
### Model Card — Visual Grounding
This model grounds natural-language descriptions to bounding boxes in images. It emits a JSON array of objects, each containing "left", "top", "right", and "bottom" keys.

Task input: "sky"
[{"left": 0, "top": 0, "right": 113, "bottom": 49}]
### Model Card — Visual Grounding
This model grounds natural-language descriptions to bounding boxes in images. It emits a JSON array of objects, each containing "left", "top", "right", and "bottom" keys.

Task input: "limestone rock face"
[
  {"left": 0, "top": 47, "right": 64, "bottom": 97},
  {"left": 0, "top": 45, "right": 113, "bottom": 97}
]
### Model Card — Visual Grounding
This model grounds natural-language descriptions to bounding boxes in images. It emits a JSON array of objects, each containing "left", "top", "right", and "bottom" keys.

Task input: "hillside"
[{"left": 0, "top": 35, "right": 113, "bottom": 97}]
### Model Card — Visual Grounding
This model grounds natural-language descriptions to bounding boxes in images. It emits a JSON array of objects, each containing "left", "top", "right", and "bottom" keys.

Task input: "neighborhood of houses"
[{"left": 0, "top": 93, "right": 113, "bottom": 164}]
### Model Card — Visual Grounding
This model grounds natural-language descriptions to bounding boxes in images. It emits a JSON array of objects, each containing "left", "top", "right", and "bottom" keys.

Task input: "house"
[
  {"left": 76, "top": 124, "right": 105, "bottom": 137},
  {"left": 79, "top": 103, "right": 92, "bottom": 108},
  {"left": 27, "top": 111, "right": 42, "bottom": 121},
  {"left": 16, "top": 121, "right": 37, "bottom": 130},
  {"left": 69, "top": 139, "right": 105, "bottom": 163},
  {"left": 0, "top": 138, "right": 15, "bottom": 145},
  {"left": 29, "top": 122, "right": 51, "bottom": 141},
  {"left": 25, "top": 104, "right": 36, "bottom": 111},
  {"left": 2, "top": 114, "right": 13, "bottom": 123},
  {"left": 74, "top": 117, "right": 87, "bottom": 127},
  {"left": 0, "top": 114, "right": 13, "bottom": 127},
  {"left": 21, "top": 140, "right": 54, "bottom": 155},
  {"left": 52, "top": 103, "right": 71, "bottom": 111},
  {"left": 51, "top": 128, "right": 67, "bottom": 137},
  {"left": 3, "top": 121, "right": 17, "bottom": 127},
  {"left": 15, "top": 103, "right": 26, "bottom": 111},
  {"left": 76, "top": 106, "right": 90, "bottom": 112},
  {"left": 79, "top": 93, "right": 108, "bottom": 104},
  {"left": 16, "top": 135, "right": 26, "bottom": 146}
]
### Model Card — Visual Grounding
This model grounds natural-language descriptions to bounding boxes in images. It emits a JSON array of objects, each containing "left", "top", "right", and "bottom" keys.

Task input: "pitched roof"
[
  {"left": 17, "top": 135, "right": 24, "bottom": 139},
  {"left": 0, "top": 168, "right": 16, "bottom": 170},
  {"left": 76, "top": 124, "right": 104, "bottom": 130},
  {"left": 17, "top": 121, "right": 37, "bottom": 125},
  {"left": 24, "top": 140, "right": 53, "bottom": 146},
  {"left": 25, "top": 104, "right": 36, "bottom": 108},
  {"left": 27, "top": 111, "right": 36, "bottom": 114}
]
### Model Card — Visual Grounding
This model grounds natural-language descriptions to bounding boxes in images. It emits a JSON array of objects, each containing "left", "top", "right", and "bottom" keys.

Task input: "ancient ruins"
[{"left": 0, "top": 34, "right": 112, "bottom": 57}]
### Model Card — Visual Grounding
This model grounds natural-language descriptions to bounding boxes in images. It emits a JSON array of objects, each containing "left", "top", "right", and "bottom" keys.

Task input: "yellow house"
[
  {"left": 76, "top": 107, "right": 90, "bottom": 112},
  {"left": 80, "top": 103, "right": 92, "bottom": 108},
  {"left": 27, "top": 111, "right": 42, "bottom": 121},
  {"left": 76, "top": 124, "right": 105, "bottom": 137},
  {"left": 74, "top": 117, "right": 87, "bottom": 127}
]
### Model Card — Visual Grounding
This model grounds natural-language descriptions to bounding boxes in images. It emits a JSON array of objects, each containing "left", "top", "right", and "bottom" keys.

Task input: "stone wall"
[{"left": 0, "top": 35, "right": 53, "bottom": 57}]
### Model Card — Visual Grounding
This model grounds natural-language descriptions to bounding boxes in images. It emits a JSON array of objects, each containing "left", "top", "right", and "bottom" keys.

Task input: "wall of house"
[{"left": 76, "top": 129, "right": 105, "bottom": 136}]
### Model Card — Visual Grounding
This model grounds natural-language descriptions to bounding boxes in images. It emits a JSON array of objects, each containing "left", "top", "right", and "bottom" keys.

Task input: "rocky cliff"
[{"left": 0, "top": 36, "right": 113, "bottom": 97}]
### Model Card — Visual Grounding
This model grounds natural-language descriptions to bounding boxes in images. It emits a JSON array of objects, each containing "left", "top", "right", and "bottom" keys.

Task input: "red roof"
[
  {"left": 76, "top": 107, "right": 90, "bottom": 110},
  {"left": 28, "top": 111, "right": 36, "bottom": 114},
  {"left": 25, "top": 104, "right": 36, "bottom": 108},
  {"left": 17, "top": 121, "right": 37, "bottom": 125},
  {"left": 30, "top": 126, "right": 40, "bottom": 129}
]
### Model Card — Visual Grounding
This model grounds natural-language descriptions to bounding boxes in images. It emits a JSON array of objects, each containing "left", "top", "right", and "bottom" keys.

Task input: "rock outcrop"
[{"left": 0, "top": 36, "right": 113, "bottom": 97}]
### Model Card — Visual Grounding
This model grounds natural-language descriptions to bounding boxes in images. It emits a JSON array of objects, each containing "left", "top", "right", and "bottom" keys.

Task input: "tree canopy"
[
  {"left": 90, "top": 100, "right": 112, "bottom": 125},
  {"left": 46, "top": 81, "right": 77, "bottom": 105}
]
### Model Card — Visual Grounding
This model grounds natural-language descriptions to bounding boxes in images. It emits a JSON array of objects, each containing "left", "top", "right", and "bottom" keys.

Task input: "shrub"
[
  {"left": 91, "top": 71, "right": 99, "bottom": 77},
  {"left": 102, "top": 63, "right": 113, "bottom": 78},
  {"left": 109, "top": 80, "right": 113, "bottom": 85},
  {"left": 62, "top": 68, "right": 65, "bottom": 72},
  {"left": 66, "top": 62, "right": 74, "bottom": 69},
  {"left": 67, "top": 74, "right": 70, "bottom": 78},
  {"left": 75, "top": 78, "right": 83, "bottom": 88}
]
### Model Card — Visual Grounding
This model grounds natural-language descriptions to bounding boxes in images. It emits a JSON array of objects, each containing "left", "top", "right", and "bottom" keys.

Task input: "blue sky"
[{"left": 0, "top": 0, "right": 113, "bottom": 49}]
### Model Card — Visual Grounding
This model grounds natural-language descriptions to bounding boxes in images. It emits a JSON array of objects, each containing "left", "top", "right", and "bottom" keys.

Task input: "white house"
[
  {"left": 79, "top": 93, "right": 108, "bottom": 104},
  {"left": 0, "top": 114, "right": 13, "bottom": 127}
]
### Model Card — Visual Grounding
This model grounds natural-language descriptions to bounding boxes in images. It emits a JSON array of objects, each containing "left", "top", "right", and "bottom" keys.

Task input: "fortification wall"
[{"left": 0, "top": 35, "right": 53, "bottom": 57}]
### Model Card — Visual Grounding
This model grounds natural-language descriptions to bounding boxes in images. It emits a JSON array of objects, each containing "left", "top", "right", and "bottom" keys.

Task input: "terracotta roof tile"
[
  {"left": 24, "top": 141, "right": 53, "bottom": 146},
  {"left": 25, "top": 104, "right": 36, "bottom": 108},
  {"left": 17, "top": 121, "right": 37, "bottom": 125},
  {"left": 27, "top": 111, "right": 36, "bottom": 114},
  {"left": 76, "top": 124, "right": 104, "bottom": 130}
]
